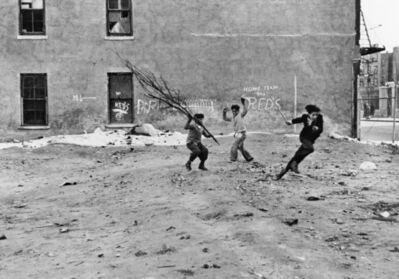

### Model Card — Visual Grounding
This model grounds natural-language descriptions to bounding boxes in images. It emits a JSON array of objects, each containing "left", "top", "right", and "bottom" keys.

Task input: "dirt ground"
[{"left": 1, "top": 133, "right": 399, "bottom": 279}]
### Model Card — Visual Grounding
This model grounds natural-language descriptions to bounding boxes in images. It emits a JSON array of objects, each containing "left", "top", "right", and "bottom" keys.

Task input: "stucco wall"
[{"left": 0, "top": 0, "right": 357, "bottom": 134}]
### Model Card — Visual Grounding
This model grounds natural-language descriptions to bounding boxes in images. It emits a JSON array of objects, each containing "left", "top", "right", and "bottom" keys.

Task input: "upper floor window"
[
  {"left": 106, "top": 0, "right": 132, "bottom": 36},
  {"left": 19, "top": 0, "right": 45, "bottom": 35}
]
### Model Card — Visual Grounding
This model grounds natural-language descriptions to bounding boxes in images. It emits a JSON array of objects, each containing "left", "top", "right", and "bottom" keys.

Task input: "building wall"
[{"left": 0, "top": 0, "right": 357, "bottom": 134}]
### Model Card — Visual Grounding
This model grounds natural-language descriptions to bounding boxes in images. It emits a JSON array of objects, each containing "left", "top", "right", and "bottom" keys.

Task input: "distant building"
[
  {"left": 359, "top": 47, "right": 399, "bottom": 118},
  {"left": 0, "top": 0, "right": 360, "bottom": 134}
]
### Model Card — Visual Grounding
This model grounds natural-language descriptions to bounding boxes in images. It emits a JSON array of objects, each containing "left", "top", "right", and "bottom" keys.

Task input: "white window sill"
[
  {"left": 17, "top": 35, "right": 48, "bottom": 40},
  {"left": 19, "top": 126, "right": 50, "bottom": 130},
  {"left": 104, "top": 36, "right": 135, "bottom": 41},
  {"left": 105, "top": 123, "right": 137, "bottom": 129}
]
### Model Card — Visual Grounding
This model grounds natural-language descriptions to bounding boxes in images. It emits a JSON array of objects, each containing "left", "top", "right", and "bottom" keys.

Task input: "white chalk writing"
[
  {"left": 246, "top": 96, "right": 281, "bottom": 111},
  {"left": 137, "top": 98, "right": 215, "bottom": 114},
  {"left": 72, "top": 95, "right": 97, "bottom": 102},
  {"left": 112, "top": 101, "right": 130, "bottom": 120}
]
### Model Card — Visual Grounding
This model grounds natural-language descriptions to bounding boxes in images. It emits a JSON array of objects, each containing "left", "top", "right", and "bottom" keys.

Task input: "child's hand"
[
  {"left": 285, "top": 121, "right": 292, "bottom": 125},
  {"left": 312, "top": 126, "right": 319, "bottom": 131},
  {"left": 223, "top": 107, "right": 230, "bottom": 113}
]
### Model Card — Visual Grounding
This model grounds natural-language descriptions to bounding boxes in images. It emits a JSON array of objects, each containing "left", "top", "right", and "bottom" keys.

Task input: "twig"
[{"left": 114, "top": 52, "right": 219, "bottom": 144}]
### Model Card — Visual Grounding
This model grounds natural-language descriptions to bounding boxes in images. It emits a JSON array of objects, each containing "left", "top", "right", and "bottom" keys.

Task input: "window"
[
  {"left": 19, "top": 0, "right": 45, "bottom": 35},
  {"left": 106, "top": 0, "right": 132, "bottom": 36},
  {"left": 21, "top": 74, "right": 48, "bottom": 126},
  {"left": 108, "top": 73, "right": 134, "bottom": 123}
]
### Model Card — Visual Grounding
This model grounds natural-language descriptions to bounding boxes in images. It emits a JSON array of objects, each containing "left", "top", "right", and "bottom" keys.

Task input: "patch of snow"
[{"left": 0, "top": 129, "right": 187, "bottom": 150}]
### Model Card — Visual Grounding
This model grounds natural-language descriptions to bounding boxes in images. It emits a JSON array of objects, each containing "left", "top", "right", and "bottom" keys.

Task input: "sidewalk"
[{"left": 361, "top": 117, "right": 399, "bottom": 122}]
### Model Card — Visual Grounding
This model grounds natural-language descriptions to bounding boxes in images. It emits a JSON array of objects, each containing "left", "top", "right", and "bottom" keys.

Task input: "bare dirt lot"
[{"left": 1, "top": 133, "right": 399, "bottom": 279}]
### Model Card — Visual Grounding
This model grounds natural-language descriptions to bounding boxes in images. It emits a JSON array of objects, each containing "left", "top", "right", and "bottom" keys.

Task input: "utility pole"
[{"left": 392, "top": 50, "right": 398, "bottom": 143}]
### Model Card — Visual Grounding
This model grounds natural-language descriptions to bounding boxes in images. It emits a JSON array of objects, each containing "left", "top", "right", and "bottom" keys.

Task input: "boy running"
[{"left": 276, "top": 104, "right": 323, "bottom": 180}]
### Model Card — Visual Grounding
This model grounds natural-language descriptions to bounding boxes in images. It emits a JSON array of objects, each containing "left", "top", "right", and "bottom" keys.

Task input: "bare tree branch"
[{"left": 114, "top": 52, "right": 219, "bottom": 144}]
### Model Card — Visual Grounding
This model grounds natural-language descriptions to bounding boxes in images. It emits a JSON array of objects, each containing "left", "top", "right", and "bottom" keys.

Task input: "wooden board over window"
[{"left": 108, "top": 73, "right": 134, "bottom": 123}]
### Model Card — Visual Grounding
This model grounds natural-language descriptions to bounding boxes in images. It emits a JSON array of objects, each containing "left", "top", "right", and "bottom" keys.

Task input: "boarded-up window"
[
  {"left": 106, "top": 0, "right": 132, "bottom": 36},
  {"left": 20, "top": 0, "right": 45, "bottom": 35},
  {"left": 108, "top": 73, "right": 134, "bottom": 123},
  {"left": 21, "top": 74, "right": 47, "bottom": 126}
]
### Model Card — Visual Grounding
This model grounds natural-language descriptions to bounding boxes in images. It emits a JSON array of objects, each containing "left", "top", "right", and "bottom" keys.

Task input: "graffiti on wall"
[
  {"left": 112, "top": 101, "right": 130, "bottom": 121},
  {"left": 137, "top": 98, "right": 215, "bottom": 114},
  {"left": 243, "top": 85, "right": 281, "bottom": 111},
  {"left": 72, "top": 94, "right": 97, "bottom": 102}
]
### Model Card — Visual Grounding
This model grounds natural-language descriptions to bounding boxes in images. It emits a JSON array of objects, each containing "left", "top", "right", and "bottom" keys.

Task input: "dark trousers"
[
  {"left": 187, "top": 142, "right": 208, "bottom": 163},
  {"left": 285, "top": 138, "right": 314, "bottom": 171}
]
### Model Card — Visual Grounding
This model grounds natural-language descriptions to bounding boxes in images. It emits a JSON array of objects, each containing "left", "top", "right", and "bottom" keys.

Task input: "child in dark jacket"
[
  {"left": 275, "top": 104, "right": 323, "bottom": 180},
  {"left": 184, "top": 113, "right": 212, "bottom": 171}
]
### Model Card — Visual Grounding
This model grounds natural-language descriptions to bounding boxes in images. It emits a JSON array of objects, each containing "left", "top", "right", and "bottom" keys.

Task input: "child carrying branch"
[{"left": 184, "top": 113, "right": 212, "bottom": 171}]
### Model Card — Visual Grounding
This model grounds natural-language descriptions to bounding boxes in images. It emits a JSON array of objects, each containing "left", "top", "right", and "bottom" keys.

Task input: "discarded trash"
[
  {"left": 156, "top": 244, "right": 176, "bottom": 255},
  {"left": 306, "top": 196, "right": 325, "bottom": 201},
  {"left": 340, "top": 170, "right": 358, "bottom": 176},
  {"left": 359, "top": 161, "right": 377, "bottom": 171},
  {"left": 202, "top": 248, "right": 209, "bottom": 253},
  {"left": 233, "top": 212, "right": 254, "bottom": 218},
  {"left": 389, "top": 247, "right": 399, "bottom": 253},
  {"left": 14, "top": 204, "right": 27, "bottom": 209},
  {"left": 0, "top": 234, "right": 7, "bottom": 240},
  {"left": 60, "top": 182, "right": 77, "bottom": 187},
  {"left": 166, "top": 226, "right": 176, "bottom": 231},
  {"left": 176, "top": 269, "right": 195, "bottom": 276},
  {"left": 379, "top": 211, "right": 390, "bottom": 218},
  {"left": 135, "top": 250, "right": 148, "bottom": 257},
  {"left": 59, "top": 227, "right": 70, "bottom": 233},
  {"left": 283, "top": 218, "right": 298, "bottom": 226}
]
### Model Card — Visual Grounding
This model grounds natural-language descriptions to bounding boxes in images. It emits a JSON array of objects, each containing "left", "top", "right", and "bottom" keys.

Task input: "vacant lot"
[{"left": 0, "top": 133, "right": 398, "bottom": 279}]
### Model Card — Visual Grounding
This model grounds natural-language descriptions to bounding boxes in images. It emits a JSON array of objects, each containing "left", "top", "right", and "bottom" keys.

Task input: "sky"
[{"left": 361, "top": 0, "right": 399, "bottom": 52}]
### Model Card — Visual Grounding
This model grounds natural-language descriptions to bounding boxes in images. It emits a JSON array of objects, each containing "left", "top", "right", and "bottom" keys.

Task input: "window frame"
[
  {"left": 19, "top": 0, "right": 46, "bottom": 36},
  {"left": 106, "top": 0, "right": 133, "bottom": 37},
  {"left": 20, "top": 73, "right": 48, "bottom": 126}
]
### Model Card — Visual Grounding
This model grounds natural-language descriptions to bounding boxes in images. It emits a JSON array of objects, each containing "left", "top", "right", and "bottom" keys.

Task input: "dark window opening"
[
  {"left": 108, "top": 73, "right": 134, "bottom": 124},
  {"left": 19, "top": 0, "right": 45, "bottom": 35},
  {"left": 106, "top": 0, "right": 132, "bottom": 36},
  {"left": 21, "top": 74, "right": 48, "bottom": 126}
]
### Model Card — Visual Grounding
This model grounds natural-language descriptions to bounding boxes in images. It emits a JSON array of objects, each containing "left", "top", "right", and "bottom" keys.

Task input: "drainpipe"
[{"left": 352, "top": 0, "right": 361, "bottom": 139}]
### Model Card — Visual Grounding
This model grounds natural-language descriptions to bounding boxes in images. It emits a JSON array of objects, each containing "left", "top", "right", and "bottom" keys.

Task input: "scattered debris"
[
  {"left": 135, "top": 250, "right": 148, "bottom": 257},
  {"left": 59, "top": 227, "right": 70, "bottom": 233},
  {"left": 283, "top": 218, "right": 298, "bottom": 226},
  {"left": 0, "top": 234, "right": 7, "bottom": 240},
  {"left": 202, "top": 248, "right": 209, "bottom": 253},
  {"left": 306, "top": 196, "right": 325, "bottom": 201},
  {"left": 233, "top": 212, "right": 254, "bottom": 218},
  {"left": 13, "top": 203, "right": 27, "bottom": 209},
  {"left": 340, "top": 170, "right": 358, "bottom": 177},
  {"left": 389, "top": 247, "right": 399, "bottom": 253},
  {"left": 257, "top": 208, "right": 268, "bottom": 212},
  {"left": 166, "top": 226, "right": 176, "bottom": 231},
  {"left": 156, "top": 244, "right": 176, "bottom": 255},
  {"left": 176, "top": 269, "right": 195, "bottom": 276},
  {"left": 202, "top": 263, "right": 221, "bottom": 269},
  {"left": 97, "top": 253, "right": 104, "bottom": 258},
  {"left": 359, "top": 161, "right": 377, "bottom": 171},
  {"left": 60, "top": 181, "right": 77, "bottom": 187}
]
